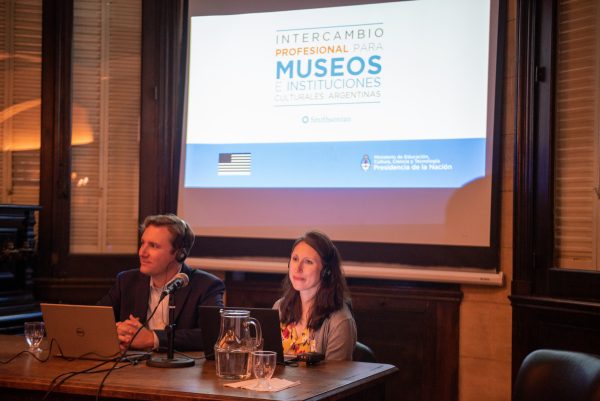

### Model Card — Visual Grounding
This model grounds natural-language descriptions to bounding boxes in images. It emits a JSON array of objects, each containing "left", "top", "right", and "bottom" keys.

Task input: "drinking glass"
[
  {"left": 252, "top": 350, "right": 277, "bottom": 390},
  {"left": 24, "top": 321, "right": 45, "bottom": 353}
]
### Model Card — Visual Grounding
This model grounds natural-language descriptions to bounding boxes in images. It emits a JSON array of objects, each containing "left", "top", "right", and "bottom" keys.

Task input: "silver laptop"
[{"left": 41, "top": 303, "right": 124, "bottom": 360}]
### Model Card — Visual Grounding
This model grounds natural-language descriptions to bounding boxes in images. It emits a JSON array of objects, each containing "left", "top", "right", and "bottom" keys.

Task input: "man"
[{"left": 97, "top": 214, "right": 224, "bottom": 351}]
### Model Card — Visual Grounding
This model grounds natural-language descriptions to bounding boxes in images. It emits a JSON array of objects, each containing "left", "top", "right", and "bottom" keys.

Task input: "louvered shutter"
[
  {"left": 554, "top": 0, "right": 599, "bottom": 270},
  {"left": 0, "top": 0, "right": 41, "bottom": 206},
  {"left": 70, "top": 0, "right": 140, "bottom": 253}
]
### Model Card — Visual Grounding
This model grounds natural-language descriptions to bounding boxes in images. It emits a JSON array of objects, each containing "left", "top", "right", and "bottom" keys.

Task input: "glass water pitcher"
[{"left": 214, "top": 309, "right": 262, "bottom": 379}]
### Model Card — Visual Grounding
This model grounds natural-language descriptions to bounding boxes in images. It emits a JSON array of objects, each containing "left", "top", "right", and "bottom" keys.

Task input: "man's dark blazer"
[{"left": 97, "top": 264, "right": 225, "bottom": 351}]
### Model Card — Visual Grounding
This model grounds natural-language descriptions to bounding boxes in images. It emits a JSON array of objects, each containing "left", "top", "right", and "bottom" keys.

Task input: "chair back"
[
  {"left": 513, "top": 349, "right": 600, "bottom": 401},
  {"left": 353, "top": 341, "right": 376, "bottom": 362}
]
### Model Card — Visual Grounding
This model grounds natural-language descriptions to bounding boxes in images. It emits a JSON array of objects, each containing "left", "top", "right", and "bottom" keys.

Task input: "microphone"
[
  {"left": 148, "top": 271, "right": 195, "bottom": 369},
  {"left": 162, "top": 273, "right": 189, "bottom": 297}
]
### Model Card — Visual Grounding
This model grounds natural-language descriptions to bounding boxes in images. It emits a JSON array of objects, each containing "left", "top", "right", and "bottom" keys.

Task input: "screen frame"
[{"left": 181, "top": 0, "right": 506, "bottom": 270}]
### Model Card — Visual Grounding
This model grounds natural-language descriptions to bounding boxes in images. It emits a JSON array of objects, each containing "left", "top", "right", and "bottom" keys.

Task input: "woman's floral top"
[{"left": 280, "top": 322, "right": 316, "bottom": 355}]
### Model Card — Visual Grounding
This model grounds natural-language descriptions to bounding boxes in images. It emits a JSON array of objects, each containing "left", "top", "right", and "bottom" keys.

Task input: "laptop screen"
[{"left": 198, "top": 306, "right": 284, "bottom": 363}]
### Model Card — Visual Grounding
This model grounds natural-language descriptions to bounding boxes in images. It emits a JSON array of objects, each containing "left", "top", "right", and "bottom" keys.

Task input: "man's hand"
[{"left": 116, "top": 314, "right": 155, "bottom": 350}]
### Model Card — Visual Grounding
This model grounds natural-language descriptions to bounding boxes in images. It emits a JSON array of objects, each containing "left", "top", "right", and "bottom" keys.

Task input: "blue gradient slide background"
[{"left": 185, "top": 138, "right": 485, "bottom": 188}]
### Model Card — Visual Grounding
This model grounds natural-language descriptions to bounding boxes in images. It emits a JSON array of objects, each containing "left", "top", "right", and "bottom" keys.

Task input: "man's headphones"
[
  {"left": 175, "top": 247, "right": 188, "bottom": 263},
  {"left": 171, "top": 215, "right": 194, "bottom": 263}
]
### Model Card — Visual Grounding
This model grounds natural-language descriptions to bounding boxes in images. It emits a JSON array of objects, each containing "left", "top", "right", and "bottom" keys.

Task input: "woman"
[{"left": 273, "top": 230, "right": 357, "bottom": 361}]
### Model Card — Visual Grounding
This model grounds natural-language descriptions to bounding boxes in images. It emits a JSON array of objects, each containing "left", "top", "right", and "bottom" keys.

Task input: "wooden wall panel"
[{"left": 511, "top": 295, "right": 600, "bottom": 381}]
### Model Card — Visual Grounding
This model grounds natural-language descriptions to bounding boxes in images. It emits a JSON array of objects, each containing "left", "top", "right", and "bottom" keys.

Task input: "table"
[{"left": 0, "top": 335, "right": 398, "bottom": 401}]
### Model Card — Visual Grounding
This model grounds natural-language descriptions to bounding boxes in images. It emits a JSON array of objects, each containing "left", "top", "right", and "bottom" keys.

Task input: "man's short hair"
[{"left": 140, "top": 214, "right": 195, "bottom": 254}]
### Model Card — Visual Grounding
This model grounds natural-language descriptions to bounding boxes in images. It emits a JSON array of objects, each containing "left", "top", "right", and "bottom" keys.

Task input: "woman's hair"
[{"left": 279, "top": 230, "right": 351, "bottom": 330}]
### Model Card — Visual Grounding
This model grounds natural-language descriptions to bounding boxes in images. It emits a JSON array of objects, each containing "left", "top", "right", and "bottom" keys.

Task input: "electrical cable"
[
  {"left": 94, "top": 298, "right": 165, "bottom": 401},
  {"left": 0, "top": 337, "right": 61, "bottom": 364}
]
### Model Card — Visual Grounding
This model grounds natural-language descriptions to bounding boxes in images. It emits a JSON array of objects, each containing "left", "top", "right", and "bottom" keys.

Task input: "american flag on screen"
[{"left": 218, "top": 153, "right": 251, "bottom": 175}]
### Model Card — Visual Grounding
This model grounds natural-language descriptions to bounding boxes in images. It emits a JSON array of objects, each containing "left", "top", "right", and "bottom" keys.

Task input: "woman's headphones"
[
  {"left": 321, "top": 263, "right": 332, "bottom": 281},
  {"left": 288, "top": 231, "right": 336, "bottom": 281},
  {"left": 287, "top": 259, "right": 331, "bottom": 280}
]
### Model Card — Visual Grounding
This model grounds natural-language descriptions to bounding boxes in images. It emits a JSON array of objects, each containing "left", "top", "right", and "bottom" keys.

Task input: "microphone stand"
[{"left": 146, "top": 293, "right": 195, "bottom": 368}]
